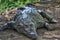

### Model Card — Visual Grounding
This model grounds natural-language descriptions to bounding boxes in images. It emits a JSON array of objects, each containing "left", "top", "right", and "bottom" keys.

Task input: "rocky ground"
[{"left": 0, "top": 3, "right": 60, "bottom": 40}]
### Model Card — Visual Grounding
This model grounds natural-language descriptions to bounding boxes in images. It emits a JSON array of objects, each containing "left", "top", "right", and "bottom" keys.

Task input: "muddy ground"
[{"left": 0, "top": 3, "right": 60, "bottom": 40}]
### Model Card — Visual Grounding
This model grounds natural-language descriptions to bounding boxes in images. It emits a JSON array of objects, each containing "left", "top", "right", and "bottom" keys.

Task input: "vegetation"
[{"left": 0, "top": 0, "right": 39, "bottom": 12}]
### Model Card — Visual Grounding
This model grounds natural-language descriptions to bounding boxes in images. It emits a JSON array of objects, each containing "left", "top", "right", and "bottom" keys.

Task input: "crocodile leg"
[
  {"left": 38, "top": 10, "right": 58, "bottom": 23},
  {"left": 37, "top": 21, "right": 54, "bottom": 31},
  {"left": 0, "top": 21, "right": 15, "bottom": 31}
]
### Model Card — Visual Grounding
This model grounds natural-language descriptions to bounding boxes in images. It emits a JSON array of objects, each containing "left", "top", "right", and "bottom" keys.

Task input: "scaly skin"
[{"left": 0, "top": 5, "right": 57, "bottom": 39}]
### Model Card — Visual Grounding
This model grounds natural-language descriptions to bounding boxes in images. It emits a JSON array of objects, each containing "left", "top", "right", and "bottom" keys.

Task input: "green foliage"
[{"left": 0, "top": 0, "right": 39, "bottom": 12}]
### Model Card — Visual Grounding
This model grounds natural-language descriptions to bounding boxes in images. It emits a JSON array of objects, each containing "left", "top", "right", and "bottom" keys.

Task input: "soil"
[{"left": 0, "top": 3, "right": 60, "bottom": 40}]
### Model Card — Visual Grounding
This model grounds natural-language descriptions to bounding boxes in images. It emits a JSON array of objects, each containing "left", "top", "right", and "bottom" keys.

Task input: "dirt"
[{"left": 0, "top": 3, "right": 60, "bottom": 40}]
